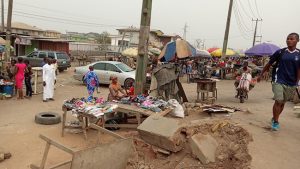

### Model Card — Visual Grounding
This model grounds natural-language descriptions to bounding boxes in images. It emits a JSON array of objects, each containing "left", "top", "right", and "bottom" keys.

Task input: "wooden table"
[
  {"left": 61, "top": 104, "right": 172, "bottom": 140},
  {"left": 32, "top": 67, "right": 43, "bottom": 95}
]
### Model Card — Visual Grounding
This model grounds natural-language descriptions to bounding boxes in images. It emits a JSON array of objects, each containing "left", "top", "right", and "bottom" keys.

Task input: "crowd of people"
[{"left": 0, "top": 57, "right": 58, "bottom": 102}]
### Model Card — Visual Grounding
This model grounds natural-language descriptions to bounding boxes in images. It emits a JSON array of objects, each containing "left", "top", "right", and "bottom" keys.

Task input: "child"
[{"left": 24, "top": 60, "right": 33, "bottom": 97}]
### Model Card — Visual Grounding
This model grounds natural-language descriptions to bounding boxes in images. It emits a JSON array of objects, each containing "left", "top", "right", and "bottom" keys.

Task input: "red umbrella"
[{"left": 207, "top": 47, "right": 219, "bottom": 53}]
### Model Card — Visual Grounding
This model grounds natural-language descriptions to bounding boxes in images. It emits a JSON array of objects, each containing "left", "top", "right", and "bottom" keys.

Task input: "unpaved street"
[{"left": 1, "top": 68, "right": 300, "bottom": 169}]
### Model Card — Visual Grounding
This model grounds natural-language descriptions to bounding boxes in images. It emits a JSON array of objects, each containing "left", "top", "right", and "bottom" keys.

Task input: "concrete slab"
[
  {"left": 71, "top": 139, "right": 134, "bottom": 169},
  {"left": 189, "top": 133, "right": 218, "bottom": 164},
  {"left": 137, "top": 115, "right": 185, "bottom": 152}
]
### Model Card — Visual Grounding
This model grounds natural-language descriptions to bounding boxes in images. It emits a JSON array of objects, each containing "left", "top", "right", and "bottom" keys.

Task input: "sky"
[{"left": 6, "top": 0, "right": 300, "bottom": 50}]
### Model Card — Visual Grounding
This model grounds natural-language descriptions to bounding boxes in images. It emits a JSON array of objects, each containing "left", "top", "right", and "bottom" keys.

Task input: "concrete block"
[
  {"left": 137, "top": 115, "right": 185, "bottom": 152},
  {"left": 189, "top": 133, "right": 218, "bottom": 164}
]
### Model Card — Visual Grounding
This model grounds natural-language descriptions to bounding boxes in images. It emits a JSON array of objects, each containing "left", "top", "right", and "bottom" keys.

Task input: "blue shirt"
[{"left": 269, "top": 48, "right": 300, "bottom": 86}]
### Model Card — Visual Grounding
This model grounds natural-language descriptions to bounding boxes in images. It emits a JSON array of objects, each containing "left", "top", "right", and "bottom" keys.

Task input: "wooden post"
[
  {"left": 221, "top": 0, "right": 233, "bottom": 58},
  {"left": 5, "top": 0, "right": 13, "bottom": 62},
  {"left": 1, "top": 0, "right": 4, "bottom": 32},
  {"left": 134, "top": 0, "right": 152, "bottom": 95},
  {"left": 40, "top": 142, "right": 51, "bottom": 169}
]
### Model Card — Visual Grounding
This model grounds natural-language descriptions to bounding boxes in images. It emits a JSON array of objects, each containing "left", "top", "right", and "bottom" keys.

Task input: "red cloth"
[
  {"left": 128, "top": 86, "right": 135, "bottom": 96},
  {"left": 15, "top": 63, "right": 26, "bottom": 89}
]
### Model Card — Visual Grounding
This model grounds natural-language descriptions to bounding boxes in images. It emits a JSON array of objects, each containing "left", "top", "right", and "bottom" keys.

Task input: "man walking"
[
  {"left": 259, "top": 33, "right": 300, "bottom": 131},
  {"left": 42, "top": 58, "right": 56, "bottom": 102}
]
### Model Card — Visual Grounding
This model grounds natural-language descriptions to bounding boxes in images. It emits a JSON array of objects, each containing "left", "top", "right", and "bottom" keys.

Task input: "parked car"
[
  {"left": 74, "top": 61, "right": 136, "bottom": 87},
  {"left": 19, "top": 50, "right": 71, "bottom": 72}
]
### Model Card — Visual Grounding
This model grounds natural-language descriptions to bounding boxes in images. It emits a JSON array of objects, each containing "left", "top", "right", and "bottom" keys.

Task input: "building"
[
  {"left": 2, "top": 22, "right": 69, "bottom": 56},
  {"left": 116, "top": 27, "right": 164, "bottom": 48},
  {"left": 109, "top": 27, "right": 181, "bottom": 52}
]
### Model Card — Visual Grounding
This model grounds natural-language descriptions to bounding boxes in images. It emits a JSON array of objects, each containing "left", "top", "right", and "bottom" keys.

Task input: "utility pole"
[
  {"left": 1, "top": 0, "right": 4, "bottom": 32},
  {"left": 221, "top": 0, "right": 234, "bottom": 58},
  {"left": 118, "top": 31, "right": 126, "bottom": 53},
  {"left": 5, "top": 0, "right": 13, "bottom": 62},
  {"left": 134, "top": 0, "right": 152, "bottom": 95},
  {"left": 252, "top": 18, "right": 263, "bottom": 46},
  {"left": 183, "top": 23, "right": 188, "bottom": 40}
]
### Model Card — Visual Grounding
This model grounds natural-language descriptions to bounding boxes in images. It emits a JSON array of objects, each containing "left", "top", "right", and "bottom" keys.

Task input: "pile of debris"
[{"left": 125, "top": 104, "right": 253, "bottom": 169}]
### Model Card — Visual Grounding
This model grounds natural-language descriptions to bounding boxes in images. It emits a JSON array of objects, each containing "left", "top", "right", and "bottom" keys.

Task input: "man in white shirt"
[{"left": 42, "top": 58, "right": 56, "bottom": 102}]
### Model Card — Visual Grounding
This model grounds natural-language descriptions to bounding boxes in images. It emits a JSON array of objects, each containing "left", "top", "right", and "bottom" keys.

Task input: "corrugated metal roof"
[{"left": 8, "top": 22, "right": 44, "bottom": 31}]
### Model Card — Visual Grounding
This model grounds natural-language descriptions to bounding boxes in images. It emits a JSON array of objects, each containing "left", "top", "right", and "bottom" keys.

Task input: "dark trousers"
[{"left": 25, "top": 76, "right": 32, "bottom": 97}]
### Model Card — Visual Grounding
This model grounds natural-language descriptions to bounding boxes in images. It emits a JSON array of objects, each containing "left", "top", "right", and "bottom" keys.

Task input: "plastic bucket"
[{"left": 3, "top": 85, "right": 13, "bottom": 95}]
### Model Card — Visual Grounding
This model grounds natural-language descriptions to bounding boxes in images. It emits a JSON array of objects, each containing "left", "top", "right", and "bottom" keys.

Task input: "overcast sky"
[{"left": 7, "top": 0, "right": 300, "bottom": 50}]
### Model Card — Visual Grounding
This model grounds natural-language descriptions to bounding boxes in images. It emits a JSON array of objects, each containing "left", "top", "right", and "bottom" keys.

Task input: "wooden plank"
[
  {"left": 48, "top": 160, "right": 72, "bottom": 169},
  {"left": 158, "top": 108, "right": 172, "bottom": 117},
  {"left": 61, "top": 110, "right": 67, "bottom": 137},
  {"left": 89, "top": 124, "right": 125, "bottom": 139},
  {"left": 104, "top": 124, "right": 138, "bottom": 129},
  {"left": 30, "top": 164, "right": 40, "bottom": 169},
  {"left": 294, "top": 106, "right": 300, "bottom": 110},
  {"left": 116, "top": 104, "right": 154, "bottom": 116},
  {"left": 39, "top": 135, "right": 74, "bottom": 155},
  {"left": 39, "top": 142, "right": 50, "bottom": 169}
]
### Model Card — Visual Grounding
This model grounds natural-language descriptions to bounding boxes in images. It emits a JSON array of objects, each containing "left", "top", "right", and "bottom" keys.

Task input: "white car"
[{"left": 74, "top": 61, "right": 136, "bottom": 87}]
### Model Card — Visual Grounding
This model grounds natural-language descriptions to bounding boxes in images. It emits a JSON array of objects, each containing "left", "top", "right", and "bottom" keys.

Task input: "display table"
[
  {"left": 61, "top": 103, "right": 172, "bottom": 140},
  {"left": 195, "top": 79, "right": 218, "bottom": 104},
  {"left": 32, "top": 67, "right": 43, "bottom": 95}
]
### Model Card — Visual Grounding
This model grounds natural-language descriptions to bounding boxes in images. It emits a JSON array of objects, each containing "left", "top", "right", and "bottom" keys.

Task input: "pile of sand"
[{"left": 127, "top": 121, "right": 253, "bottom": 169}]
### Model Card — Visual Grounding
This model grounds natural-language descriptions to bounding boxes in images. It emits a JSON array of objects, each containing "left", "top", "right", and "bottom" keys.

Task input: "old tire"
[
  {"left": 124, "top": 78, "right": 134, "bottom": 88},
  {"left": 35, "top": 112, "right": 61, "bottom": 125}
]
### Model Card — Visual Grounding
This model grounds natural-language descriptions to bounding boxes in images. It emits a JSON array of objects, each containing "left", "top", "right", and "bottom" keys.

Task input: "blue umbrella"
[
  {"left": 158, "top": 39, "right": 197, "bottom": 62},
  {"left": 245, "top": 43, "right": 280, "bottom": 56},
  {"left": 0, "top": 45, "right": 5, "bottom": 52}
]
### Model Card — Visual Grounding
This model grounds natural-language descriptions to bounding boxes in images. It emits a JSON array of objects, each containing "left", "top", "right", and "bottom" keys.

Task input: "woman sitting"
[{"left": 108, "top": 76, "right": 127, "bottom": 101}]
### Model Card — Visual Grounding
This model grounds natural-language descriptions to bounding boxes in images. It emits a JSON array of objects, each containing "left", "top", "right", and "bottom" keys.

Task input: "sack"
[{"left": 168, "top": 99, "right": 185, "bottom": 118}]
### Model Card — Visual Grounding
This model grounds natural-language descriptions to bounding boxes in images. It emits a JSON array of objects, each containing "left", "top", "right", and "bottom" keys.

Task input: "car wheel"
[
  {"left": 35, "top": 112, "right": 61, "bottom": 125},
  {"left": 58, "top": 68, "right": 64, "bottom": 72},
  {"left": 124, "top": 78, "right": 134, "bottom": 88}
]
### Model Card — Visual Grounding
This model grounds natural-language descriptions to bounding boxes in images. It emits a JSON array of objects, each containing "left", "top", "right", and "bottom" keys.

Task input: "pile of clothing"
[
  {"left": 119, "top": 95, "right": 169, "bottom": 112},
  {"left": 63, "top": 97, "right": 117, "bottom": 118}
]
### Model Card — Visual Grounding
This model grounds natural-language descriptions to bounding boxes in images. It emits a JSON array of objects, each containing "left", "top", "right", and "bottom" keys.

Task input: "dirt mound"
[{"left": 127, "top": 121, "right": 253, "bottom": 169}]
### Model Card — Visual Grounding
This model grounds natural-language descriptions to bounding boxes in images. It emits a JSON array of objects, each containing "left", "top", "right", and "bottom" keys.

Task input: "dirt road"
[{"left": 0, "top": 68, "right": 299, "bottom": 169}]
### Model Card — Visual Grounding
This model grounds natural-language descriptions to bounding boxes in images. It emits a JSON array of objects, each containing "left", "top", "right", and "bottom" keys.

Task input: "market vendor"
[{"left": 108, "top": 75, "right": 127, "bottom": 101}]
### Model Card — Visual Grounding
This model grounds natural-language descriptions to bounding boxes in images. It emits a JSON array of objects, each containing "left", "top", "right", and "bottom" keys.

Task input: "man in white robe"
[{"left": 43, "top": 58, "right": 56, "bottom": 102}]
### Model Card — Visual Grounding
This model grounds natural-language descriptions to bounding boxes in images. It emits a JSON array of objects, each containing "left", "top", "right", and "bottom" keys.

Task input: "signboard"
[{"left": 15, "top": 37, "right": 31, "bottom": 45}]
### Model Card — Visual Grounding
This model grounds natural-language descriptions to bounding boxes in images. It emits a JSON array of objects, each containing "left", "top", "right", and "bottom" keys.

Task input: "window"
[
  {"left": 93, "top": 63, "right": 106, "bottom": 70},
  {"left": 56, "top": 53, "right": 69, "bottom": 60},
  {"left": 116, "top": 63, "right": 134, "bottom": 72},
  {"left": 48, "top": 52, "right": 55, "bottom": 59},
  {"left": 106, "top": 64, "right": 120, "bottom": 72},
  {"left": 118, "top": 40, "right": 129, "bottom": 46},
  {"left": 38, "top": 52, "right": 47, "bottom": 58},
  {"left": 28, "top": 52, "right": 38, "bottom": 58}
]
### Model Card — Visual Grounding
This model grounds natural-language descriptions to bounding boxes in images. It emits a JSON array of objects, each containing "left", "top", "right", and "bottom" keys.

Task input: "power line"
[
  {"left": 234, "top": 2, "right": 252, "bottom": 32},
  {"left": 11, "top": 10, "right": 128, "bottom": 28},
  {"left": 236, "top": 0, "right": 252, "bottom": 19},
  {"left": 14, "top": 2, "right": 109, "bottom": 22},
  {"left": 233, "top": 1, "right": 252, "bottom": 40},
  {"left": 247, "top": 0, "right": 257, "bottom": 18},
  {"left": 254, "top": 0, "right": 262, "bottom": 19}
]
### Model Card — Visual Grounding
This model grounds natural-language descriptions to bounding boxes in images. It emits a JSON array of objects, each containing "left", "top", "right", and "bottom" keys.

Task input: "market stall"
[
  {"left": 61, "top": 96, "right": 172, "bottom": 139},
  {"left": 0, "top": 79, "right": 14, "bottom": 99}
]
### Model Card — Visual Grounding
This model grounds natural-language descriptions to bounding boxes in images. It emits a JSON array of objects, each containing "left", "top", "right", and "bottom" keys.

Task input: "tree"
[{"left": 96, "top": 31, "right": 111, "bottom": 44}]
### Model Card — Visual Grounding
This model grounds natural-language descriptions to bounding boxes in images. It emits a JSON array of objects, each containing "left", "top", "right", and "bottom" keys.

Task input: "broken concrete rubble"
[
  {"left": 188, "top": 133, "right": 218, "bottom": 164},
  {"left": 137, "top": 115, "right": 185, "bottom": 152}
]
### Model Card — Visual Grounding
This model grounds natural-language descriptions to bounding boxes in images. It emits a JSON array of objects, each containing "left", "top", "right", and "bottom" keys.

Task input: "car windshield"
[
  {"left": 116, "top": 63, "right": 134, "bottom": 72},
  {"left": 56, "top": 53, "right": 69, "bottom": 60}
]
